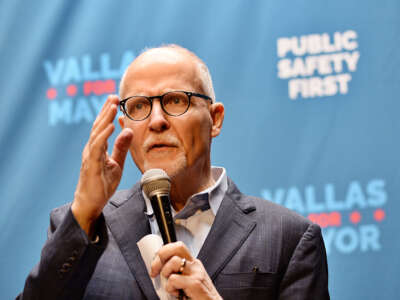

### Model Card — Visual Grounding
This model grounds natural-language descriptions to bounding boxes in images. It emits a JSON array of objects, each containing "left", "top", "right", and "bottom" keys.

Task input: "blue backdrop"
[{"left": 1, "top": 1, "right": 399, "bottom": 299}]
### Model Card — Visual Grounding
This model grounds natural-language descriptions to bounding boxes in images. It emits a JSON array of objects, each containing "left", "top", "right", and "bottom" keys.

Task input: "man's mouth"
[
  {"left": 144, "top": 135, "right": 180, "bottom": 152},
  {"left": 148, "top": 143, "right": 177, "bottom": 151}
]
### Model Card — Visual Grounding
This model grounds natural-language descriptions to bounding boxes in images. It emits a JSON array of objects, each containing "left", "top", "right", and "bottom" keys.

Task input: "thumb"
[{"left": 111, "top": 128, "right": 133, "bottom": 168}]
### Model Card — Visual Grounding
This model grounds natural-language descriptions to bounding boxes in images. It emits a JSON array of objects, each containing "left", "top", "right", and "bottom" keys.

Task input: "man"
[{"left": 17, "top": 45, "right": 330, "bottom": 299}]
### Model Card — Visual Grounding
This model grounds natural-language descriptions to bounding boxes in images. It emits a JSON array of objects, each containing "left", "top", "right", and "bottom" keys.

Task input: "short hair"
[{"left": 119, "top": 44, "right": 216, "bottom": 102}]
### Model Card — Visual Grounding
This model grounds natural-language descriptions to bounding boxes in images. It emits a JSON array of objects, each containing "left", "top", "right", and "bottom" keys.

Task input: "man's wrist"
[{"left": 71, "top": 201, "right": 99, "bottom": 237}]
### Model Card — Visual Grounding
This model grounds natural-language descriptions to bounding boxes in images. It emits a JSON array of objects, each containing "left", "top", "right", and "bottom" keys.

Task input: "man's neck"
[{"left": 169, "top": 166, "right": 215, "bottom": 211}]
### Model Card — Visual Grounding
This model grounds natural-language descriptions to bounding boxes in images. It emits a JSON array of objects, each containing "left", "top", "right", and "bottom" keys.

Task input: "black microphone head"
[{"left": 140, "top": 168, "right": 171, "bottom": 198}]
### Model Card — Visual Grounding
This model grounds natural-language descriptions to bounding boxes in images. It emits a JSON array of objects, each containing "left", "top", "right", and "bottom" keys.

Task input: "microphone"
[
  {"left": 141, "top": 169, "right": 185, "bottom": 300},
  {"left": 141, "top": 169, "right": 177, "bottom": 244}
]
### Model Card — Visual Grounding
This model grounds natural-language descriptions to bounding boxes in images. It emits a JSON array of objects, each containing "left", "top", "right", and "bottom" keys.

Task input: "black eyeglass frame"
[{"left": 119, "top": 90, "right": 212, "bottom": 121}]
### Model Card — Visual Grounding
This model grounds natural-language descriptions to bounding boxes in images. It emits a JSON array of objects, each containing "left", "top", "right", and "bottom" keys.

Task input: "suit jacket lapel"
[
  {"left": 105, "top": 185, "right": 159, "bottom": 300},
  {"left": 197, "top": 179, "right": 257, "bottom": 280}
]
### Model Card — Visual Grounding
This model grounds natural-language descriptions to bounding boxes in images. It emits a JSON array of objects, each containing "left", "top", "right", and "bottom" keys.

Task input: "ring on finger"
[{"left": 179, "top": 258, "right": 186, "bottom": 274}]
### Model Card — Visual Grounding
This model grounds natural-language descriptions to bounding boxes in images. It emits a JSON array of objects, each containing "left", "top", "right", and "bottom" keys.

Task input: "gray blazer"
[{"left": 17, "top": 178, "right": 330, "bottom": 299}]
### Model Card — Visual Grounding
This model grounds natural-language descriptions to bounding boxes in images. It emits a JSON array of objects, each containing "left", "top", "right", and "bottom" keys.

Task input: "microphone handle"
[
  {"left": 150, "top": 194, "right": 177, "bottom": 244},
  {"left": 150, "top": 194, "right": 185, "bottom": 299}
]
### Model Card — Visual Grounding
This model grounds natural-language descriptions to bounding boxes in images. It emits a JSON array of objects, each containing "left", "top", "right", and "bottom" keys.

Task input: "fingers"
[
  {"left": 91, "top": 123, "right": 115, "bottom": 161},
  {"left": 151, "top": 241, "right": 192, "bottom": 277},
  {"left": 165, "top": 259, "right": 222, "bottom": 300},
  {"left": 91, "top": 99, "right": 118, "bottom": 139},
  {"left": 160, "top": 256, "right": 187, "bottom": 278},
  {"left": 164, "top": 261, "right": 213, "bottom": 299},
  {"left": 87, "top": 95, "right": 119, "bottom": 162},
  {"left": 150, "top": 242, "right": 221, "bottom": 299},
  {"left": 111, "top": 128, "right": 133, "bottom": 168},
  {"left": 165, "top": 274, "right": 191, "bottom": 297},
  {"left": 92, "top": 95, "right": 119, "bottom": 131},
  {"left": 73, "top": 95, "right": 125, "bottom": 234}
]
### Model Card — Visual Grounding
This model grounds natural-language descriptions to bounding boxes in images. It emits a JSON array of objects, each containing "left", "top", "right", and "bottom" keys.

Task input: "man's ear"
[
  {"left": 118, "top": 115, "right": 125, "bottom": 128},
  {"left": 210, "top": 102, "right": 224, "bottom": 138}
]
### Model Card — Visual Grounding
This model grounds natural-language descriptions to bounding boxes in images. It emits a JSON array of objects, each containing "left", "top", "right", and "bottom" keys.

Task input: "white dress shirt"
[{"left": 143, "top": 167, "right": 228, "bottom": 257}]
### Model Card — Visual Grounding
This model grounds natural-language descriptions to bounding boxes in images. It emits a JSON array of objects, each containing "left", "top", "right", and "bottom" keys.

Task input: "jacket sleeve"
[
  {"left": 15, "top": 205, "right": 108, "bottom": 300},
  {"left": 279, "top": 223, "right": 330, "bottom": 300}
]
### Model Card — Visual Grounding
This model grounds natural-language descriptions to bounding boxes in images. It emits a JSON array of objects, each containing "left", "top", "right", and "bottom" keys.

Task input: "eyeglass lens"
[{"left": 124, "top": 91, "right": 190, "bottom": 120}]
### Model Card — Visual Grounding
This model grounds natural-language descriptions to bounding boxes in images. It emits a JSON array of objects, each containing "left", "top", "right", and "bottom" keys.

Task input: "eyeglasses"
[{"left": 119, "top": 90, "right": 212, "bottom": 121}]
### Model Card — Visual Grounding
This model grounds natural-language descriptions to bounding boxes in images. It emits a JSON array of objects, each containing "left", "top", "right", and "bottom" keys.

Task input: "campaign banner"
[{"left": 0, "top": 1, "right": 398, "bottom": 299}]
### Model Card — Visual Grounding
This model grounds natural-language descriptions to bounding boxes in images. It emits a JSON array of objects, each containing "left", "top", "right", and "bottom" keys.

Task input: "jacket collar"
[{"left": 104, "top": 178, "right": 257, "bottom": 297}]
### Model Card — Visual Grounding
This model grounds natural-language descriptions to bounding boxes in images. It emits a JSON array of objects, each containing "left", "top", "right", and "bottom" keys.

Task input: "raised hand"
[
  {"left": 151, "top": 242, "right": 223, "bottom": 300},
  {"left": 71, "top": 95, "right": 133, "bottom": 236}
]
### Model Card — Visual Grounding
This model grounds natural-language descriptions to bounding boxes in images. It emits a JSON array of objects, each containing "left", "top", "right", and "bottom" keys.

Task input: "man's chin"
[{"left": 143, "top": 155, "right": 187, "bottom": 179}]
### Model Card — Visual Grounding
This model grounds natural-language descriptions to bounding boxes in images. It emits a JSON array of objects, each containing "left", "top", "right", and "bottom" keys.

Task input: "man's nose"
[{"left": 148, "top": 100, "right": 170, "bottom": 132}]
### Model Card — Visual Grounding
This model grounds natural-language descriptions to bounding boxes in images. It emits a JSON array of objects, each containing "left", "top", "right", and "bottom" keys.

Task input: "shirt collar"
[{"left": 143, "top": 166, "right": 227, "bottom": 219}]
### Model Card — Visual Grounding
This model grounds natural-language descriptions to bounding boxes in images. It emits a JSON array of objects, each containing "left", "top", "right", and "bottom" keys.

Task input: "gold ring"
[{"left": 179, "top": 258, "right": 186, "bottom": 274}]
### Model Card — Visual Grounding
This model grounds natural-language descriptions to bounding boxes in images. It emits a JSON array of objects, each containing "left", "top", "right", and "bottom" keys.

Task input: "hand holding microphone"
[
  {"left": 141, "top": 169, "right": 185, "bottom": 299},
  {"left": 142, "top": 169, "right": 222, "bottom": 300}
]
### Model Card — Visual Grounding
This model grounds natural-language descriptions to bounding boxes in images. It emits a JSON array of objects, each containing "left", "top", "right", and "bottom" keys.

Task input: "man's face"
[{"left": 119, "top": 50, "right": 222, "bottom": 179}]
